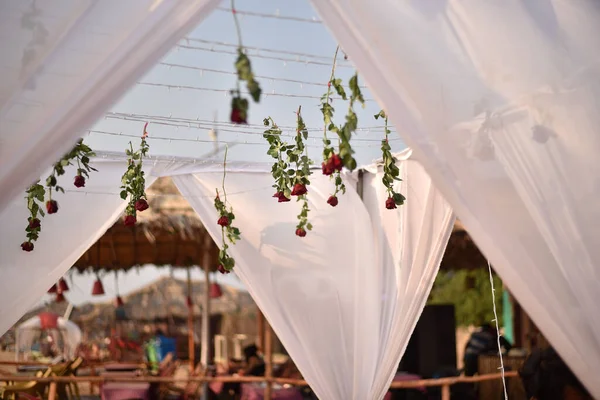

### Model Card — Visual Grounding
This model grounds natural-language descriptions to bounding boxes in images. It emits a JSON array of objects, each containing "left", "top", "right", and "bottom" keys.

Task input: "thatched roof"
[
  {"left": 73, "top": 177, "right": 220, "bottom": 273},
  {"left": 72, "top": 177, "right": 486, "bottom": 273},
  {"left": 17, "top": 277, "right": 256, "bottom": 326},
  {"left": 441, "top": 220, "right": 487, "bottom": 271}
]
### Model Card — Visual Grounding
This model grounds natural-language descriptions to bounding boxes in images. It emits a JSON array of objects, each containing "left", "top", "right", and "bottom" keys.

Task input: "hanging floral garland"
[
  {"left": 292, "top": 106, "right": 312, "bottom": 237},
  {"left": 215, "top": 146, "right": 241, "bottom": 274},
  {"left": 375, "top": 110, "right": 406, "bottom": 209},
  {"left": 229, "top": 0, "right": 261, "bottom": 124},
  {"left": 263, "top": 117, "right": 292, "bottom": 202},
  {"left": 21, "top": 139, "right": 96, "bottom": 252},
  {"left": 120, "top": 123, "right": 150, "bottom": 227},
  {"left": 264, "top": 108, "right": 313, "bottom": 237},
  {"left": 320, "top": 46, "right": 347, "bottom": 206}
]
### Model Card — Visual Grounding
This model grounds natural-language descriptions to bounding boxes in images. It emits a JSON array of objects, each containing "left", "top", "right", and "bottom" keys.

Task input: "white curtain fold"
[
  {"left": 173, "top": 154, "right": 453, "bottom": 400},
  {"left": 0, "top": 0, "right": 220, "bottom": 213},
  {"left": 311, "top": 0, "right": 600, "bottom": 396},
  {"left": 0, "top": 160, "right": 160, "bottom": 335}
]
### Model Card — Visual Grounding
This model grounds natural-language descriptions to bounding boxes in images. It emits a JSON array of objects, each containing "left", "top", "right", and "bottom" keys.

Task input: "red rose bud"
[
  {"left": 330, "top": 153, "right": 343, "bottom": 172},
  {"left": 321, "top": 162, "right": 334, "bottom": 176},
  {"left": 28, "top": 218, "right": 41, "bottom": 229},
  {"left": 135, "top": 198, "right": 149, "bottom": 212},
  {"left": 73, "top": 175, "right": 85, "bottom": 188},
  {"left": 327, "top": 196, "right": 339, "bottom": 207},
  {"left": 230, "top": 108, "right": 247, "bottom": 124},
  {"left": 217, "top": 215, "right": 230, "bottom": 227},
  {"left": 124, "top": 215, "right": 136, "bottom": 226},
  {"left": 46, "top": 200, "right": 58, "bottom": 214},
  {"left": 291, "top": 183, "right": 307, "bottom": 196},
  {"left": 273, "top": 192, "right": 290, "bottom": 203},
  {"left": 217, "top": 265, "right": 230, "bottom": 274},
  {"left": 385, "top": 197, "right": 397, "bottom": 210},
  {"left": 295, "top": 228, "right": 307, "bottom": 237},
  {"left": 21, "top": 241, "right": 34, "bottom": 252}
]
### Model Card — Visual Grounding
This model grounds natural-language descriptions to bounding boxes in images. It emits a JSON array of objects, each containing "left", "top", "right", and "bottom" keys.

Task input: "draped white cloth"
[
  {"left": 311, "top": 0, "right": 600, "bottom": 396},
  {"left": 0, "top": 160, "right": 157, "bottom": 335},
  {"left": 169, "top": 153, "right": 453, "bottom": 400},
  {"left": 0, "top": 0, "right": 219, "bottom": 213},
  {"left": 0, "top": 152, "right": 453, "bottom": 399},
  {"left": 16, "top": 314, "right": 82, "bottom": 360}
]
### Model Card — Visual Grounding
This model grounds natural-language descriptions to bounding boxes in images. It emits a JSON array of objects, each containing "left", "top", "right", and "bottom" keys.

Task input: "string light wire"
[{"left": 488, "top": 260, "right": 509, "bottom": 400}]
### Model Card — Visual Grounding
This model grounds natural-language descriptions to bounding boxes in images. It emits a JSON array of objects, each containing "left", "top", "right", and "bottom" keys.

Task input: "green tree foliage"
[{"left": 427, "top": 269, "right": 504, "bottom": 327}]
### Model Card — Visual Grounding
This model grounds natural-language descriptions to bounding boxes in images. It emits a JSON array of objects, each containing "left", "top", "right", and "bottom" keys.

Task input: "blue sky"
[{"left": 38, "top": 0, "right": 407, "bottom": 307}]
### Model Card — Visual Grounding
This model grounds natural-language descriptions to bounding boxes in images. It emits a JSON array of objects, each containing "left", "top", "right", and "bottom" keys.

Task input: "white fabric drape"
[
  {"left": 170, "top": 154, "right": 453, "bottom": 400},
  {"left": 0, "top": 0, "right": 220, "bottom": 213},
  {"left": 0, "top": 160, "right": 158, "bottom": 335},
  {"left": 311, "top": 0, "right": 600, "bottom": 396}
]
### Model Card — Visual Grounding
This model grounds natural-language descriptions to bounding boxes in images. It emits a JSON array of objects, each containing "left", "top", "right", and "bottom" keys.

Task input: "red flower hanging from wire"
[
  {"left": 229, "top": 0, "right": 261, "bottom": 124},
  {"left": 375, "top": 110, "right": 405, "bottom": 209},
  {"left": 120, "top": 123, "right": 150, "bottom": 226},
  {"left": 21, "top": 139, "right": 96, "bottom": 252},
  {"left": 215, "top": 146, "right": 241, "bottom": 274}
]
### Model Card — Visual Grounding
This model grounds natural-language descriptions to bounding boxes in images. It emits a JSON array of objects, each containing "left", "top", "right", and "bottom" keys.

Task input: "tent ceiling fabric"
[
  {"left": 0, "top": 0, "right": 220, "bottom": 213},
  {"left": 310, "top": 0, "right": 600, "bottom": 397}
]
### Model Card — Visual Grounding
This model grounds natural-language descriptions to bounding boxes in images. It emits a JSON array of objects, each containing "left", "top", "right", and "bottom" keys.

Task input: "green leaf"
[
  {"left": 120, "top": 190, "right": 128, "bottom": 200},
  {"left": 306, "top": 223, "right": 313, "bottom": 231}
]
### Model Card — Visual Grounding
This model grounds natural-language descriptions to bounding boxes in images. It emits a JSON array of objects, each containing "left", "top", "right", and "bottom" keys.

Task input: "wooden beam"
[
  {"left": 187, "top": 269, "right": 195, "bottom": 372},
  {"left": 200, "top": 233, "right": 212, "bottom": 400},
  {"left": 257, "top": 307, "right": 265, "bottom": 352},
  {"left": 264, "top": 321, "right": 273, "bottom": 400}
]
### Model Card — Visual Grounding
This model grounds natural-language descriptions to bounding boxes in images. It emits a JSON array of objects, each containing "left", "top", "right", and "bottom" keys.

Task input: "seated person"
[
  {"left": 238, "top": 344, "right": 265, "bottom": 376},
  {"left": 463, "top": 323, "right": 512, "bottom": 376},
  {"left": 520, "top": 347, "right": 592, "bottom": 400}
]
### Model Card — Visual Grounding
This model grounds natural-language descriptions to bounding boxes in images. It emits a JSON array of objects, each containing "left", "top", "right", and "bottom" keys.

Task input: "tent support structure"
[
  {"left": 187, "top": 269, "right": 195, "bottom": 372},
  {"left": 264, "top": 321, "right": 273, "bottom": 400},
  {"left": 201, "top": 234, "right": 212, "bottom": 400}
]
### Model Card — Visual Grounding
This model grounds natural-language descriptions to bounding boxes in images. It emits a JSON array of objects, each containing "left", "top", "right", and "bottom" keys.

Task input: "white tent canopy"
[
  {"left": 15, "top": 312, "right": 82, "bottom": 361},
  {"left": 1, "top": 151, "right": 453, "bottom": 400},
  {"left": 2, "top": 0, "right": 600, "bottom": 398}
]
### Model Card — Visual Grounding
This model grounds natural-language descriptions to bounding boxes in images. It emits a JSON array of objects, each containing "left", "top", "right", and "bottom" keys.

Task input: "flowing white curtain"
[
  {"left": 0, "top": 159, "right": 158, "bottom": 335},
  {"left": 170, "top": 154, "right": 453, "bottom": 400},
  {"left": 311, "top": 0, "right": 600, "bottom": 396},
  {"left": 0, "top": 0, "right": 220, "bottom": 213}
]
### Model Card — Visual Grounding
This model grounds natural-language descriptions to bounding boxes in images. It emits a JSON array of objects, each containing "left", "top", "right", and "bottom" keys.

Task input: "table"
[
  {"left": 240, "top": 383, "right": 303, "bottom": 400},
  {"left": 101, "top": 382, "right": 151, "bottom": 400},
  {"left": 384, "top": 372, "right": 425, "bottom": 400},
  {"left": 103, "top": 363, "right": 143, "bottom": 373}
]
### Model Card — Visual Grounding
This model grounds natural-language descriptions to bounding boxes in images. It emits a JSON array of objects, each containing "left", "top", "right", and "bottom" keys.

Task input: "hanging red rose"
[
  {"left": 295, "top": 228, "right": 307, "bottom": 237},
  {"left": 291, "top": 183, "right": 307, "bottom": 196},
  {"left": 46, "top": 200, "right": 58, "bottom": 214},
  {"left": 21, "top": 242, "right": 34, "bottom": 252},
  {"left": 214, "top": 147, "right": 241, "bottom": 274},
  {"left": 21, "top": 140, "right": 96, "bottom": 251},
  {"left": 135, "top": 198, "right": 149, "bottom": 212},
  {"left": 272, "top": 192, "right": 290, "bottom": 203},
  {"left": 327, "top": 196, "right": 339, "bottom": 207},
  {"left": 217, "top": 215, "right": 230, "bottom": 227},
  {"left": 217, "top": 265, "right": 230, "bottom": 275},
  {"left": 123, "top": 215, "right": 136, "bottom": 227},
  {"left": 375, "top": 110, "right": 406, "bottom": 210},
  {"left": 73, "top": 175, "right": 85, "bottom": 188},
  {"left": 385, "top": 197, "right": 397, "bottom": 210},
  {"left": 120, "top": 123, "right": 150, "bottom": 226}
]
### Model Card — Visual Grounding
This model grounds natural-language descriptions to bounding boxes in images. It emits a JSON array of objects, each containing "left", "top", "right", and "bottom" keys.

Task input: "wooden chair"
[
  {"left": 167, "top": 363, "right": 205, "bottom": 400},
  {"left": 0, "top": 368, "right": 52, "bottom": 400}
]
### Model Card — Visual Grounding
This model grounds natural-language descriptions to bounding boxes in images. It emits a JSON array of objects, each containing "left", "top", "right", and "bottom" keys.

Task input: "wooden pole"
[
  {"left": 264, "top": 321, "right": 273, "bottom": 400},
  {"left": 257, "top": 307, "right": 265, "bottom": 351},
  {"left": 48, "top": 381, "right": 57, "bottom": 400},
  {"left": 441, "top": 384, "right": 450, "bottom": 400},
  {"left": 187, "top": 269, "right": 195, "bottom": 372},
  {"left": 200, "top": 234, "right": 212, "bottom": 400}
]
